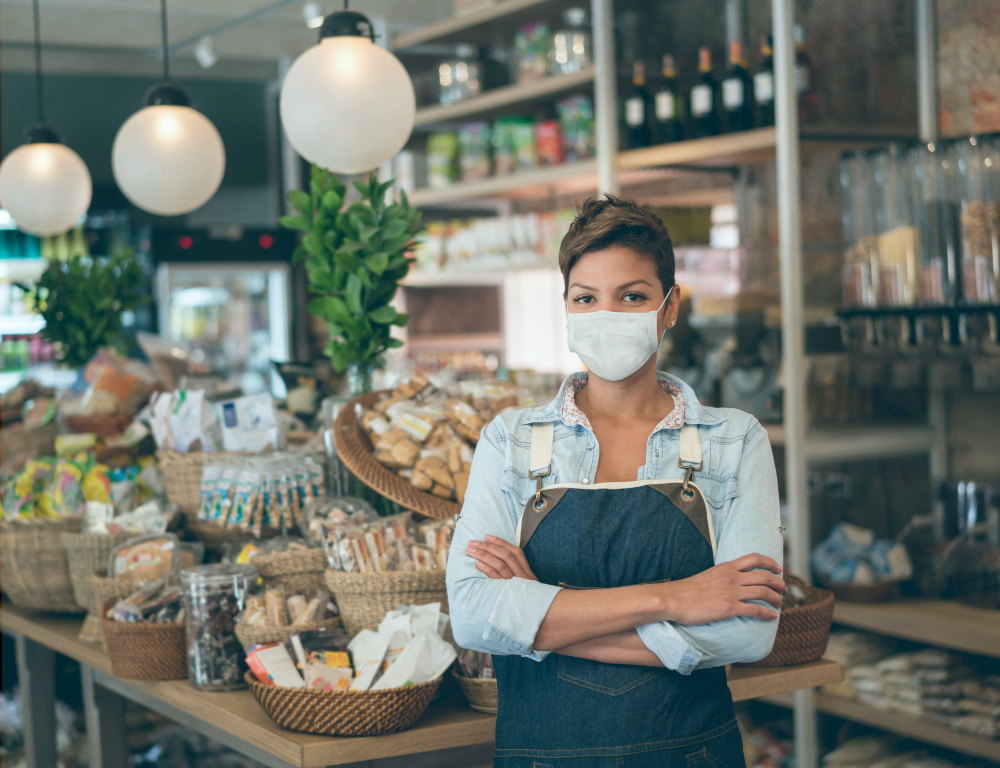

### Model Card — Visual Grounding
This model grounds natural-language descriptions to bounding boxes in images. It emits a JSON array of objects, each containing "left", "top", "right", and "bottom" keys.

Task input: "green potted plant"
[
  {"left": 280, "top": 166, "right": 423, "bottom": 395},
  {"left": 20, "top": 248, "right": 147, "bottom": 368}
]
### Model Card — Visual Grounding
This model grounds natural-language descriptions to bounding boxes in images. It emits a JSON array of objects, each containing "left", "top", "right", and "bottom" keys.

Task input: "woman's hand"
[
  {"left": 466, "top": 535, "right": 538, "bottom": 581},
  {"left": 660, "top": 554, "right": 785, "bottom": 625}
]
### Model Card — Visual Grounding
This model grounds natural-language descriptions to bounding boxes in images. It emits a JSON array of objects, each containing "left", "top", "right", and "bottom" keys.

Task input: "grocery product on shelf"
[
  {"left": 623, "top": 60, "right": 653, "bottom": 149},
  {"left": 811, "top": 523, "right": 914, "bottom": 592},
  {"left": 437, "top": 45, "right": 506, "bottom": 106},
  {"left": 914, "top": 144, "right": 963, "bottom": 306},
  {"left": 427, "top": 133, "right": 460, "bottom": 189},
  {"left": 548, "top": 7, "right": 591, "bottom": 75},
  {"left": 722, "top": 41, "right": 755, "bottom": 134},
  {"left": 755, "top": 35, "right": 775, "bottom": 128},
  {"left": 557, "top": 95, "right": 596, "bottom": 162},
  {"left": 954, "top": 137, "right": 1000, "bottom": 304},
  {"left": 794, "top": 24, "right": 819, "bottom": 125},
  {"left": 514, "top": 22, "right": 550, "bottom": 84},
  {"left": 457, "top": 121, "right": 492, "bottom": 182},
  {"left": 691, "top": 47, "right": 721, "bottom": 138},
  {"left": 655, "top": 55, "right": 683, "bottom": 144},
  {"left": 535, "top": 119, "right": 565, "bottom": 167}
]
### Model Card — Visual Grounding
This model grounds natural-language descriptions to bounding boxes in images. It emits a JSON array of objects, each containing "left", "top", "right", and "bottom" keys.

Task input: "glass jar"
[
  {"left": 872, "top": 144, "right": 920, "bottom": 307},
  {"left": 181, "top": 563, "right": 258, "bottom": 692},
  {"left": 913, "top": 142, "right": 962, "bottom": 305},
  {"left": 953, "top": 136, "right": 1000, "bottom": 304},
  {"left": 548, "top": 8, "right": 591, "bottom": 75},
  {"left": 840, "top": 151, "right": 879, "bottom": 307}
]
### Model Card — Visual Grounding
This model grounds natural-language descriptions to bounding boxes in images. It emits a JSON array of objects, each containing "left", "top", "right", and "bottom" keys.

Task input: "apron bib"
[{"left": 492, "top": 423, "right": 744, "bottom": 768}]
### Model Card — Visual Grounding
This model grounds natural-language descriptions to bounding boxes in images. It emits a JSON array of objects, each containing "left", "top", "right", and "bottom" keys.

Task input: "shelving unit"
[
  {"left": 414, "top": 69, "right": 595, "bottom": 126},
  {"left": 760, "top": 692, "right": 1000, "bottom": 762},
  {"left": 832, "top": 600, "right": 1000, "bottom": 659},
  {"left": 392, "top": 0, "right": 574, "bottom": 50}
]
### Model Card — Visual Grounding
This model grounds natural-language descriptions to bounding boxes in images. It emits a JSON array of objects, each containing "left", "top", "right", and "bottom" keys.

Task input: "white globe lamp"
[
  {"left": 112, "top": 85, "right": 225, "bottom": 216},
  {"left": 280, "top": 11, "right": 415, "bottom": 174},
  {"left": 0, "top": 126, "right": 92, "bottom": 236}
]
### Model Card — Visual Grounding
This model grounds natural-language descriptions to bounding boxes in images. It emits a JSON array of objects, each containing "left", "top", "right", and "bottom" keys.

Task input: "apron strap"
[
  {"left": 678, "top": 424, "right": 702, "bottom": 468},
  {"left": 529, "top": 422, "right": 554, "bottom": 474}
]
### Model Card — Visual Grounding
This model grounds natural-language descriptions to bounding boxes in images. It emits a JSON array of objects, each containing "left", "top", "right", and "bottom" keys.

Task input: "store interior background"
[{"left": 1, "top": 0, "right": 999, "bottom": 764}]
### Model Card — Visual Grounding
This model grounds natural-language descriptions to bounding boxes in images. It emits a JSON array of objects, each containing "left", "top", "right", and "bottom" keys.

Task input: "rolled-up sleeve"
[
  {"left": 446, "top": 418, "right": 562, "bottom": 660},
  {"left": 638, "top": 419, "right": 784, "bottom": 672}
]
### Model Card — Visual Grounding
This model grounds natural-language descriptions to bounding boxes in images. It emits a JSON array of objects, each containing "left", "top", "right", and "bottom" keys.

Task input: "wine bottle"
[
  {"left": 754, "top": 34, "right": 775, "bottom": 127},
  {"left": 794, "top": 24, "right": 819, "bottom": 124},
  {"left": 690, "top": 47, "right": 720, "bottom": 138},
  {"left": 623, "top": 60, "right": 653, "bottom": 148},
  {"left": 654, "top": 54, "right": 683, "bottom": 144},
  {"left": 721, "top": 40, "right": 754, "bottom": 133}
]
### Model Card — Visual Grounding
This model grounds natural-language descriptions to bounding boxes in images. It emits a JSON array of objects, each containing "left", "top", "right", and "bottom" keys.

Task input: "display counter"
[{"left": 1, "top": 601, "right": 843, "bottom": 768}]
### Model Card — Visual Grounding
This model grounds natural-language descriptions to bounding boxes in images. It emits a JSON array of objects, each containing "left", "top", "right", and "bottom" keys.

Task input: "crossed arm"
[{"left": 467, "top": 536, "right": 783, "bottom": 667}]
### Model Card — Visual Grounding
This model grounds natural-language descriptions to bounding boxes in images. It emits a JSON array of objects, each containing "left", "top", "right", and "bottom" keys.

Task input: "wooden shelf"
[
  {"left": 619, "top": 128, "right": 778, "bottom": 169},
  {"left": 832, "top": 599, "right": 1000, "bottom": 659},
  {"left": 408, "top": 159, "right": 599, "bottom": 207},
  {"left": 406, "top": 332, "right": 505, "bottom": 352},
  {"left": 415, "top": 69, "right": 594, "bottom": 126},
  {"left": 393, "top": 0, "right": 572, "bottom": 50},
  {"left": 760, "top": 692, "right": 1000, "bottom": 762},
  {"left": 1, "top": 603, "right": 840, "bottom": 768}
]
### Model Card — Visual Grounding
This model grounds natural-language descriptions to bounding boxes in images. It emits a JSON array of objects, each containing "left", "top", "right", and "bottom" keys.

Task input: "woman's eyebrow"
[
  {"left": 615, "top": 279, "right": 652, "bottom": 290},
  {"left": 568, "top": 282, "right": 596, "bottom": 291}
]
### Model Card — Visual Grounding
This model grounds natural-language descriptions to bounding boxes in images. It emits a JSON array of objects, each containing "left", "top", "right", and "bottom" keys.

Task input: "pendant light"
[
  {"left": 112, "top": 0, "right": 225, "bottom": 216},
  {"left": 0, "top": 0, "right": 92, "bottom": 237},
  {"left": 280, "top": 1, "right": 415, "bottom": 175}
]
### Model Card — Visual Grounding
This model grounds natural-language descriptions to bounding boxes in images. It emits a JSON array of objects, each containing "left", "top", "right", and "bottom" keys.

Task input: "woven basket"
[
  {"left": 61, "top": 531, "right": 134, "bottom": 613},
  {"left": 334, "top": 391, "right": 458, "bottom": 521},
  {"left": 453, "top": 670, "right": 498, "bottom": 714},
  {"left": 158, "top": 450, "right": 206, "bottom": 514},
  {"left": 1, "top": 422, "right": 58, "bottom": 471},
  {"left": 324, "top": 569, "right": 448, "bottom": 637},
  {"left": 235, "top": 615, "right": 343, "bottom": 652},
  {"left": 86, "top": 571, "right": 146, "bottom": 644},
  {"left": 1, "top": 517, "right": 85, "bottom": 613},
  {"left": 254, "top": 548, "right": 328, "bottom": 597},
  {"left": 742, "top": 575, "right": 835, "bottom": 668},
  {"left": 100, "top": 599, "right": 188, "bottom": 680},
  {"left": 63, "top": 414, "right": 135, "bottom": 438},
  {"left": 818, "top": 577, "right": 900, "bottom": 603},
  {"left": 246, "top": 671, "right": 441, "bottom": 736}
]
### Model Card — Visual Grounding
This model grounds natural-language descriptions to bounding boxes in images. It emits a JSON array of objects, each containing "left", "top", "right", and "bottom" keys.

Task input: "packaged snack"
[
  {"left": 286, "top": 594, "right": 309, "bottom": 624},
  {"left": 349, "top": 634, "right": 389, "bottom": 691},
  {"left": 109, "top": 534, "right": 179, "bottom": 581},
  {"left": 427, "top": 133, "right": 459, "bottom": 189},
  {"left": 535, "top": 119, "right": 564, "bottom": 167},
  {"left": 370, "top": 629, "right": 457, "bottom": 691},
  {"left": 229, "top": 467, "right": 261, "bottom": 530},
  {"left": 248, "top": 642, "right": 304, "bottom": 688},
  {"left": 411, "top": 545, "right": 436, "bottom": 571},
  {"left": 266, "top": 586, "right": 289, "bottom": 627},
  {"left": 211, "top": 465, "right": 240, "bottom": 524},
  {"left": 198, "top": 462, "right": 224, "bottom": 521},
  {"left": 514, "top": 22, "right": 549, "bottom": 83},
  {"left": 215, "top": 392, "right": 280, "bottom": 453},
  {"left": 458, "top": 121, "right": 492, "bottom": 181},
  {"left": 557, "top": 94, "right": 595, "bottom": 163},
  {"left": 304, "top": 662, "right": 353, "bottom": 691}
]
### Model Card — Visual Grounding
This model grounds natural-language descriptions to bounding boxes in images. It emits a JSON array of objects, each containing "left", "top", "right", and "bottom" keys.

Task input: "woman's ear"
[{"left": 665, "top": 284, "right": 681, "bottom": 328}]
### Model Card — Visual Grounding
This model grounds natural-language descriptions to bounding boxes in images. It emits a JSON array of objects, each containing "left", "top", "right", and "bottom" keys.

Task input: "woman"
[{"left": 446, "top": 195, "right": 784, "bottom": 768}]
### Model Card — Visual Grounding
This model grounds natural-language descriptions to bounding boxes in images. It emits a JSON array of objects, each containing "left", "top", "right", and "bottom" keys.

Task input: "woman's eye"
[
  {"left": 573, "top": 295, "right": 595, "bottom": 304},
  {"left": 623, "top": 292, "right": 646, "bottom": 302}
]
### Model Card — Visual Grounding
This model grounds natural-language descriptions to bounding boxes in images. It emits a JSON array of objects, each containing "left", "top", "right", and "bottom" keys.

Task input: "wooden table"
[{"left": 1, "top": 602, "right": 842, "bottom": 768}]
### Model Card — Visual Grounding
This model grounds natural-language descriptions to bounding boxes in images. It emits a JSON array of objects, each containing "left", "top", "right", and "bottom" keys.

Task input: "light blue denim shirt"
[{"left": 446, "top": 371, "right": 783, "bottom": 675}]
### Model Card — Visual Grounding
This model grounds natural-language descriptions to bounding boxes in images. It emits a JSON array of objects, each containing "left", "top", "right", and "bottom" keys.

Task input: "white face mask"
[{"left": 566, "top": 287, "right": 673, "bottom": 382}]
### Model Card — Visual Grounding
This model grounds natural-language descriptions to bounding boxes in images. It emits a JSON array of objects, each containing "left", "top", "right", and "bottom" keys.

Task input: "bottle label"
[
  {"left": 795, "top": 64, "right": 810, "bottom": 94},
  {"left": 722, "top": 78, "right": 744, "bottom": 109},
  {"left": 655, "top": 91, "right": 675, "bottom": 121},
  {"left": 625, "top": 97, "right": 645, "bottom": 127},
  {"left": 754, "top": 72, "right": 774, "bottom": 103},
  {"left": 690, "top": 85, "right": 713, "bottom": 117}
]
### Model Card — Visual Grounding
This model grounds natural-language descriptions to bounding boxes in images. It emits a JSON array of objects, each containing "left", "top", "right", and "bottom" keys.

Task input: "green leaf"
[
  {"left": 322, "top": 190, "right": 342, "bottom": 211},
  {"left": 390, "top": 312, "right": 409, "bottom": 327},
  {"left": 353, "top": 180, "right": 369, "bottom": 197},
  {"left": 345, "top": 274, "right": 363, "bottom": 315},
  {"left": 325, "top": 297, "right": 351, "bottom": 324},
  {"left": 307, "top": 297, "right": 328, "bottom": 317},
  {"left": 381, "top": 219, "right": 408, "bottom": 239},
  {"left": 305, "top": 254, "right": 329, "bottom": 273},
  {"left": 365, "top": 251, "right": 390, "bottom": 275},
  {"left": 368, "top": 305, "right": 397, "bottom": 324},
  {"left": 292, "top": 246, "right": 309, "bottom": 264},
  {"left": 303, "top": 232, "right": 324, "bottom": 256},
  {"left": 383, "top": 234, "right": 413, "bottom": 253},
  {"left": 359, "top": 226, "right": 380, "bottom": 243},
  {"left": 339, "top": 240, "right": 364, "bottom": 253},
  {"left": 287, "top": 190, "right": 311, "bottom": 214},
  {"left": 333, "top": 250, "right": 363, "bottom": 274},
  {"left": 387, "top": 338, "right": 405, "bottom": 349}
]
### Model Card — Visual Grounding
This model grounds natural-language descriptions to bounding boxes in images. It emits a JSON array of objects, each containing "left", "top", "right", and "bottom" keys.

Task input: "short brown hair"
[{"left": 558, "top": 194, "right": 676, "bottom": 298}]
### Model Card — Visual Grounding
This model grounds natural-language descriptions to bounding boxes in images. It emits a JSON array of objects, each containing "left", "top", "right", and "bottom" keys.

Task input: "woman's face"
[{"left": 566, "top": 245, "right": 681, "bottom": 341}]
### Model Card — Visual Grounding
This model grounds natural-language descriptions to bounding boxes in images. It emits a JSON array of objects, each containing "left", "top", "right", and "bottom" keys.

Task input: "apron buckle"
[
  {"left": 678, "top": 457, "right": 702, "bottom": 502},
  {"left": 529, "top": 467, "right": 551, "bottom": 510}
]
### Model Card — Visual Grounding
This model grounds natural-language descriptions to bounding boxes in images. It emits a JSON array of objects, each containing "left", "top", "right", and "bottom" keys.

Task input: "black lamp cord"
[
  {"left": 32, "top": 0, "right": 44, "bottom": 123},
  {"left": 161, "top": 0, "right": 170, "bottom": 81}
]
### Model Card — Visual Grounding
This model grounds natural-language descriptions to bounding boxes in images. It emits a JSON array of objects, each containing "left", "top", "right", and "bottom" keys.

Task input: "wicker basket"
[
  {"left": 63, "top": 414, "right": 135, "bottom": 438},
  {"left": 235, "top": 615, "right": 343, "bottom": 652},
  {"left": 254, "top": 548, "right": 328, "bottom": 597},
  {"left": 61, "top": 531, "right": 134, "bottom": 613},
  {"left": 246, "top": 671, "right": 441, "bottom": 736},
  {"left": 86, "top": 571, "right": 146, "bottom": 644},
  {"left": 1, "top": 422, "right": 58, "bottom": 471},
  {"left": 1, "top": 517, "right": 85, "bottom": 613},
  {"left": 741, "top": 575, "right": 835, "bottom": 668},
  {"left": 158, "top": 450, "right": 206, "bottom": 514},
  {"left": 334, "top": 392, "right": 459, "bottom": 521},
  {"left": 453, "top": 670, "right": 498, "bottom": 714},
  {"left": 100, "top": 599, "right": 188, "bottom": 680},
  {"left": 818, "top": 577, "right": 900, "bottom": 603},
  {"left": 324, "top": 569, "right": 448, "bottom": 637}
]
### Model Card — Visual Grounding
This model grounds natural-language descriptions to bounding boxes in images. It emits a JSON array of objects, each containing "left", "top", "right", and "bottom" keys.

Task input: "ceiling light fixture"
[
  {"left": 303, "top": 2, "right": 324, "bottom": 29},
  {"left": 280, "top": 0, "right": 415, "bottom": 174},
  {"left": 0, "top": 0, "right": 92, "bottom": 236},
  {"left": 111, "top": 0, "right": 226, "bottom": 216}
]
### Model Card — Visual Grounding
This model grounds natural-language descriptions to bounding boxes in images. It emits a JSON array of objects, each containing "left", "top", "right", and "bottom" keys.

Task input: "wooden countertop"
[{"left": 1, "top": 602, "right": 842, "bottom": 768}]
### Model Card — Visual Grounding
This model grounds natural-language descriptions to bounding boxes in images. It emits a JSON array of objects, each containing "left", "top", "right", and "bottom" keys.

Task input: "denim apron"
[{"left": 492, "top": 423, "right": 745, "bottom": 768}]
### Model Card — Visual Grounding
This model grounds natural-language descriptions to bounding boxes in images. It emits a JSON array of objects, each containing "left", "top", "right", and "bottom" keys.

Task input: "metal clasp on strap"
[
  {"left": 678, "top": 457, "right": 702, "bottom": 501},
  {"left": 529, "top": 466, "right": 551, "bottom": 510}
]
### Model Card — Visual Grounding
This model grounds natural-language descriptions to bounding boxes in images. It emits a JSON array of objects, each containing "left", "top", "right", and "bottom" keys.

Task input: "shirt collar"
[{"left": 524, "top": 371, "right": 725, "bottom": 427}]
